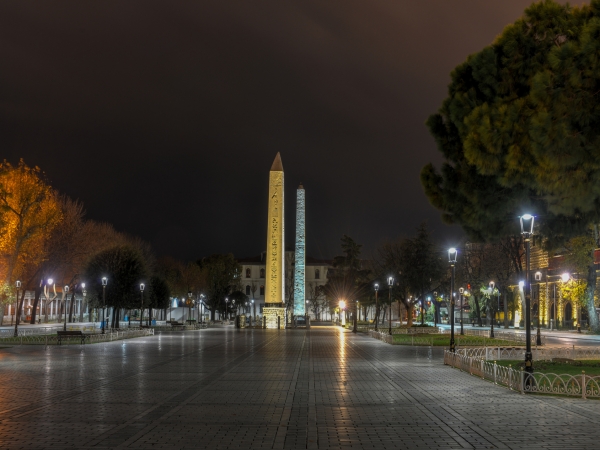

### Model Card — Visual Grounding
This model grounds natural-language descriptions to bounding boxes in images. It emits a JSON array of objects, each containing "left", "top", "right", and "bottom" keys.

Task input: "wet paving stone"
[{"left": 0, "top": 327, "right": 599, "bottom": 449}]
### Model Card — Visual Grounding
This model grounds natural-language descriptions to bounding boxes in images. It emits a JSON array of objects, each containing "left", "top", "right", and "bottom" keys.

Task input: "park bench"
[{"left": 57, "top": 330, "right": 89, "bottom": 345}]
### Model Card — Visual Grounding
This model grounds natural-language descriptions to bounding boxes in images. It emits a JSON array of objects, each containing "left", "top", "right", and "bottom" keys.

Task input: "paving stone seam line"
[
  {"left": 110, "top": 330, "right": 283, "bottom": 449},
  {"left": 276, "top": 331, "right": 306, "bottom": 449},
  {"left": 0, "top": 331, "right": 230, "bottom": 421},
  {"left": 343, "top": 332, "right": 481, "bottom": 450}
]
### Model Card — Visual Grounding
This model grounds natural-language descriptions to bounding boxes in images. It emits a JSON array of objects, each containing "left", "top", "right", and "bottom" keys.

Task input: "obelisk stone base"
[{"left": 264, "top": 305, "right": 286, "bottom": 329}]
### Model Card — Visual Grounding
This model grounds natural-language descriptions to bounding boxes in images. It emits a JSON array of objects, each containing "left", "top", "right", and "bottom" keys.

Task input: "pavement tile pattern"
[{"left": 0, "top": 327, "right": 599, "bottom": 449}]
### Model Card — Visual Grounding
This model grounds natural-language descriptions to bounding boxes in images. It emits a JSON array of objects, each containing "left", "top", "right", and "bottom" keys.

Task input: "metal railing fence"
[
  {"left": 0, "top": 328, "right": 154, "bottom": 345},
  {"left": 444, "top": 348, "right": 600, "bottom": 399}
]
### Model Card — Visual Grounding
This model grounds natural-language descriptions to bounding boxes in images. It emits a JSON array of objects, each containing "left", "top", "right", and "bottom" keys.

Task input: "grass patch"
[
  {"left": 496, "top": 359, "right": 600, "bottom": 377},
  {"left": 392, "top": 334, "right": 526, "bottom": 347}
]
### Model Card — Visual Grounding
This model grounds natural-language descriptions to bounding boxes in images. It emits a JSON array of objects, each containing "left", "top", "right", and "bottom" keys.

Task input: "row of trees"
[
  {"left": 0, "top": 159, "right": 248, "bottom": 327},
  {"left": 321, "top": 224, "right": 541, "bottom": 328},
  {"left": 421, "top": 0, "right": 600, "bottom": 331}
]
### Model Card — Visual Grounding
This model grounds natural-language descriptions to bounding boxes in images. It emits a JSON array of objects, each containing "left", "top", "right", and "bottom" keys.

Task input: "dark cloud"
[{"left": 0, "top": 0, "right": 582, "bottom": 260}]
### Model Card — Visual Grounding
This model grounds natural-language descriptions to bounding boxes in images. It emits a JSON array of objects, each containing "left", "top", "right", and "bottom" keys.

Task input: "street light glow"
[
  {"left": 339, "top": 300, "right": 346, "bottom": 310},
  {"left": 561, "top": 273, "right": 570, "bottom": 282}
]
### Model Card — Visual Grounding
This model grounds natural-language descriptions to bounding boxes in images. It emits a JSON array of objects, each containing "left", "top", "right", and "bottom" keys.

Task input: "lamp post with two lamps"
[
  {"left": 520, "top": 213, "right": 535, "bottom": 380},
  {"left": 448, "top": 248, "right": 457, "bottom": 352}
]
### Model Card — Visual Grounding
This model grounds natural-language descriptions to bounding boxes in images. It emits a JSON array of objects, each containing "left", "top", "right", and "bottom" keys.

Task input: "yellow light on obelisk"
[{"left": 263, "top": 153, "right": 286, "bottom": 328}]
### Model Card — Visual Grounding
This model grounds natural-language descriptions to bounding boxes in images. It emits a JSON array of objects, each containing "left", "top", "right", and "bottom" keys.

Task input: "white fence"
[
  {"left": 0, "top": 328, "right": 154, "bottom": 345},
  {"left": 444, "top": 348, "right": 600, "bottom": 399}
]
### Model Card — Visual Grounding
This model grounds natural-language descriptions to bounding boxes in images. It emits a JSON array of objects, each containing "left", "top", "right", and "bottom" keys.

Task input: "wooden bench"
[{"left": 57, "top": 330, "right": 89, "bottom": 345}]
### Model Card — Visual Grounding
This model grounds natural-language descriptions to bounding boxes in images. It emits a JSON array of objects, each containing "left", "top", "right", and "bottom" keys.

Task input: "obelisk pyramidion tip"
[{"left": 271, "top": 152, "right": 283, "bottom": 172}]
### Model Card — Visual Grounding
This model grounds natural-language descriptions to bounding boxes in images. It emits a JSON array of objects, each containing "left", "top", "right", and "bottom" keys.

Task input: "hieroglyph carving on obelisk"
[{"left": 293, "top": 184, "right": 305, "bottom": 316}]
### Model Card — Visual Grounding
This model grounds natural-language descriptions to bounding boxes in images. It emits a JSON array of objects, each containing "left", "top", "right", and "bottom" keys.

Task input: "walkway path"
[{"left": 0, "top": 326, "right": 599, "bottom": 449}]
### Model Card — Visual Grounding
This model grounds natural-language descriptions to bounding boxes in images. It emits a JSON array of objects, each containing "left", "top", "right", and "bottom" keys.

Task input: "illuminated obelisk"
[
  {"left": 263, "top": 153, "right": 286, "bottom": 328},
  {"left": 293, "top": 184, "right": 305, "bottom": 317}
]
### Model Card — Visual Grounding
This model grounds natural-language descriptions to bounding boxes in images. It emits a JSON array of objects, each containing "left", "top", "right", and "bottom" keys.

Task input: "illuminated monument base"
[
  {"left": 264, "top": 305, "right": 286, "bottom": 329},
  {"left": 263, "top": 153, "right": 286, "bottom": 330}
]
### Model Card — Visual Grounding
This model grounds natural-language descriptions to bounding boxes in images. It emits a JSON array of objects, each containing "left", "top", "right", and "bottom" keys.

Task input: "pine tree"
[{"left": 422, "top": 0, "right": 600, "bottom": 331}]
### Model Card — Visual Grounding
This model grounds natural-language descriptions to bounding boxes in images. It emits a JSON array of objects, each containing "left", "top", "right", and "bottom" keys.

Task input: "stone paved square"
[{"left": 0, "top": 327, "right": 599, "bottom": 449}]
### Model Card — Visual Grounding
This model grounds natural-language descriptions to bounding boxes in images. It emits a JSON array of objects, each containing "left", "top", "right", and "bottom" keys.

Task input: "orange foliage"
[{"left": 0, "top": 160, "right": 62, "bottom": 286}]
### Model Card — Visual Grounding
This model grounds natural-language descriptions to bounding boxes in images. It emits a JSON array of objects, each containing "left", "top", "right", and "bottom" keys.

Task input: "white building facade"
[{"left": 237, "top": 251, "right": 331, "bottom": 320}]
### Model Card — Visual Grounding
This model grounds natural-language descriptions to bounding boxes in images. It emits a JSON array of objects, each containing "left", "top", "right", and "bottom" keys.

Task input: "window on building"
[
  {"left": 315, "top": 269, "right": 320, "bottom": 280},
  {"left": 260, "top": 285, "right": 265, "bottom": 295},
  {"left": 260, "top": 268, "right": 265, "bottom": 278},
  {"left": 245, "top": 285, "right": 250, "bottom": 295},
  {"left": 246, "top": 268, "right": 251, "bottom": 278}
]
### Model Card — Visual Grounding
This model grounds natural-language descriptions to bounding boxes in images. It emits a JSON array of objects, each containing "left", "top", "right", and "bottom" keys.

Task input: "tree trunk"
[
  {"left": 58, "top": 297, "right": 63, "bottom": 323},
  {"left": 79, "top": 297, "right": 84, "bottom": 323},
  {"left": 407, "top": 304, "right": 414, "bottom": 326},
  {"left": 111, "top": 307, "right": 116, "bottom": 329},
  {"left": 586, "top": 261, "right": 599, "bottom": 332},
  {"left": 473, "top": 296, "right": 483, "bottom": 326},
  {"left": 149, "top": 307, "right": 153, "bottom": 326},
  {"left": 30, "top": 286, "right": 42, "bottom": 324},
  {"left": 68, "top": 292, "right": 75, "bottom": 323}
]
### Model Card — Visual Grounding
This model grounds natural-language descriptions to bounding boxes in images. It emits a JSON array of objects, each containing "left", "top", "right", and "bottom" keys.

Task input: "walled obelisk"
[
  {"left": 263, "top": 153, "right": 286, "bottom": 328},
  {"left": 293, "top": 184, "right": 305, "bottom": 317}
]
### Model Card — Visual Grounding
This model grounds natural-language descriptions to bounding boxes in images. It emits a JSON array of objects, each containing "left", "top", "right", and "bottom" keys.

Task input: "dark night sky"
[{"left": 0, "top": 1, "right": 582, "bottom": 262}]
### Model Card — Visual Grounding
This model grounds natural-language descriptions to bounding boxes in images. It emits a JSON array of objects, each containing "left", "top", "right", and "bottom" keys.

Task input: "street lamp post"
[
  {"left": 520, "top": 214, "right": 535, "bottom": 382},
  {"left": 63, "top": 285, "right": 69, "bottom": 331},
  {"left": 448, "top": 248, "right": 457, "bottom": 352},
  {"left": 187, "top": 291, "right": 193, "bottom": 325},
  {"left": 101, "top": 277, "right": 107, "bottom": 334},
  {"left": 13, "top": 280, "right": 21, "bottom": 337},
  {"left": 81, "top": 283, "right": 86, "bottom": 323},
  {"left": 225, "top": 297, "right": 229, "bottom": 322},
  {"left": 353, "top": 299, "right": 358, "bottom": 333},
  {"left": 388, "top": 276, "right": 394, "bottom": 335},
  {"left": 459, "top": 287, "right": 464, "bottom": 335},
  {"left": 374, "top": 283, "right": 379, "bottom": 332},
  {"left": 489, "top": 281, "right": 496, "bottom": 339},
  {"left": 433, "top": 291, "right": 438, "bottom": 327},
  {"left": 140, "top": 283, "right": 145, "bottom": 328}
]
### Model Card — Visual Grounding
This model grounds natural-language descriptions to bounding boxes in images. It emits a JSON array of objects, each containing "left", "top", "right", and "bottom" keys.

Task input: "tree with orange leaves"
[{"left": 0, "top": 160, "right": 61, "bottom": 324}]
